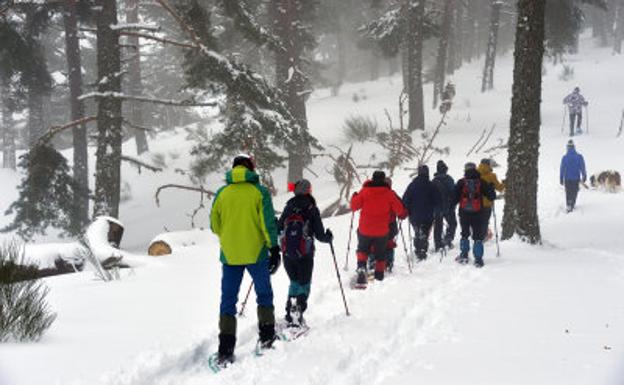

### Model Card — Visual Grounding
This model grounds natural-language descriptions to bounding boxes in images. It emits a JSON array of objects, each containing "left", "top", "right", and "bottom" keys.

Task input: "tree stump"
[{"left": 148, "top": 240, "right": 172, "bottom": 256}]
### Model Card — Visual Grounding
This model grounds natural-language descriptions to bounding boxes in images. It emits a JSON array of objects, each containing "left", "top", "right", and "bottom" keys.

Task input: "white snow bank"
[{"left": 85, "top": 216, "right": 149, "bottom": 267}]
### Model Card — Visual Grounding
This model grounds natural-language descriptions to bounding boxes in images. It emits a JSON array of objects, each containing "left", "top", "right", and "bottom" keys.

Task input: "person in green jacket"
[{"left": 210, "top": 154, "right": 281, "bottom": 366}]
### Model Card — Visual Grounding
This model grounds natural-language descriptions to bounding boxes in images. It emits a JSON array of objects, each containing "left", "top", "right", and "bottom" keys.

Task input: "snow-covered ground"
[{"left": 2, "top": 35, "right": 624, "bottom": 385}]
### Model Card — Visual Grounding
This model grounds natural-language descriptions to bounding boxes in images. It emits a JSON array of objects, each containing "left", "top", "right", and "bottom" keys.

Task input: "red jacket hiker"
[{"left": 350, "top": 180, "right": 407, "bottom": 237}]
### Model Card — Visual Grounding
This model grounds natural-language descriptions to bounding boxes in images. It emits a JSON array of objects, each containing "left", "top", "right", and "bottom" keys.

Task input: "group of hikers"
[{"left": 208, "top": 154, "right": 505, "bottom": 366}]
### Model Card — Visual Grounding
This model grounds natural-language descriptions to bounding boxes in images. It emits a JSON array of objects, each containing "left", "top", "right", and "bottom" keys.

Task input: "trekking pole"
[
  {"left": 585, "top": 105, "right": 589, "bottom": 134},
  {"left": 398, "top": 220, "right": 413, "bottom": 273},
  {"left": 343, "top": 211, "right": 355, "bottom": 271},
  {"left": 492, "top": 202, "right": 501, "bottom": 257},
  {"left": 238, "top": 281, "right": 254, "bottom": 316},
  {"left": 407, "top": 223, "right": 415, "bottom": 264},
  {"left": 329, "top": 240, "right": 351, "bottom": 316},
  {"left": 561, "top": 105, "right": 566, "bottom": 134}
]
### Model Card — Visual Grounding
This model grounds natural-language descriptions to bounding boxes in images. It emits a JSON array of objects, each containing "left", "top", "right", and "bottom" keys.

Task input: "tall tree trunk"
[
  {"left": 434, "top": 0, "right": 453, "bottom": 108},
  {"left": 336, "top": 14, "right": 347, "bottom": 88},
  {"left": 271, "top": 0, "right": 309, "bottom": 184},
  {"left": 63, "top": 0, "right": 89, "bottom": 227},
  {"left": 481, "top": 0, "right": 502, "bottom": 92},
  {"left": 126, "top": 0, "right": 149, "bottom": 154},
  {"left": 1, "top": 77, "right": 16, "bottom": 170},
  {"left": 370, "top": 50, "right": 380, "bottom": 81},
  {"left": 614, "top": 0, "right": 624, "bottom": 54},
  {"left": 501, "top": 0, "right": 545, "bottom": 244},
  {"left": 407, "top": 0, "right": 425, "bottom": 131},
  {"left": 93, "top": 0, "right": 123, "bottom": 218}
]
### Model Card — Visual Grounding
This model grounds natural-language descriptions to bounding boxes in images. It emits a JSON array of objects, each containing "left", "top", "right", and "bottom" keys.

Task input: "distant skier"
[
  {"left": 432, "top": 160, "right": 457, "bottom": 251},
  {"left": 477, "top": 158, "right": 505, "bottom": 240},
  {"left": 402, "top": 165, "right": 441, "bottom": 261},
  {"left": 278, "top": 179, "right": 333, "bottom": 327},
  {"left": 351, "top": 171, "right": 407, "bottom": 287},
  {"left": 563, "top": 87, "right": 588, "bottom": 136},
  {"left": 560, "top": 140, "right": 587, "bottom": 213},
  {"left": 454, "top": 162, "right": 496, "bottom": 268},
  {"left": 210, "top": 154, "right": 281, "bottom": 366}
]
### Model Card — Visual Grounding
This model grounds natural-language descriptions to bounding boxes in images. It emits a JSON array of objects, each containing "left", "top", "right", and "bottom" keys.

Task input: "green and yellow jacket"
[{"left": 210, "top": 166, "right": 278, "bottom": 265}]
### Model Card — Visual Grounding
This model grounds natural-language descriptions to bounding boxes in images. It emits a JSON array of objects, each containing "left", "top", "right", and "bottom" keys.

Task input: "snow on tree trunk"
[
  {"left": 481, "top": 0, "right": 502, "bottom": 92},
  {"left": 126, "top": 0, "right": 149, "bottom": 155},
  {"left": 433, "top": 0, "right": 453, "bottom": 108},
  {"left": 501, "top": 0, "right": 545, "bottom": 244},
  {"left": 406, "top": 0, "right": 425, "bottom": 131},
  {"left": 93, "top": 0, "right": 123, "bottom": 218},
  {"left": 1, "top": 78, "right": 16, "bottom": 170},
  {"left": 271, "top": 0, "right": 311, "bottom": 183},
  {"left": 63, "top": 0, "right": 89, "bottom": 228}
]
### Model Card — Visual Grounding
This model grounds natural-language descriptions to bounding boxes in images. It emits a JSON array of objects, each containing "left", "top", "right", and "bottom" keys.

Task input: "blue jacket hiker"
[
  {"left": 210, "top": 154, "right": 281, "bottom": 365},
  {"left": 432, "top": 160, "right": 457, "bottom": 251},
  {"left": 278, "top": 179, "right": 333, "bottom": 327},
  {"left": 402, "top": 165, "right": 441, "bottom": 261},
  {"left": 560, "top": 140, "right": 587, "bottom": 212}
]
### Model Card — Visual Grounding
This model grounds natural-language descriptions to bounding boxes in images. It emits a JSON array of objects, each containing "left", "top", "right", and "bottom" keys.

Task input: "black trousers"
[
  {"left": 412, "top": 221, "right": 433, "bottom": 259},
  {"left": 283, "top": 255, "right": 314, "bottom": 313},
  {"left": 569, "top": 112, "right": 582, "bottom": 135},
  {"left": 564, "top": 180, "right": 580, "bottom": 210},
  {"left": 433, "top": 210, "right": 457, "bottom": 249},
  {"left": 459, "top": 211, "right": 487, "bottom": 241},
  {"left": 357, "top": 232, "right": 388, "bottom": 266}
]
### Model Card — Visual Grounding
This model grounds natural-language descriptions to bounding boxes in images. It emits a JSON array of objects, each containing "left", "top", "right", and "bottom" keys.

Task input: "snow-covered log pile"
[{"left": 148, "top": 229, "right": 211, "bottom": 256}]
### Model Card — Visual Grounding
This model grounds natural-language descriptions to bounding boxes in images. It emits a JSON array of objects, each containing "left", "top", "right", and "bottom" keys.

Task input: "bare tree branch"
[
  {"left": 154, "top": 184, "right": 215, "bottom": 208},
  {"left": 34, "top": 116, "right": 97, "bottom": 148},
  {"left": 121, "top": 155, "right": 163, "bottom": 173},
  {"left": 119, "top": 31, "right": 195, "bottom": 49},
  {"left": 79, "top": 92, "right": 217, "bottom": 107}
]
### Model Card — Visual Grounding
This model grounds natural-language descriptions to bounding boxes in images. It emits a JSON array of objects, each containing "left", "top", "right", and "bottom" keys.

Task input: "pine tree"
[
  {"left": 481, "top": 0, "right": 502, "bottom": 92},
  {"left": 501, "top": 0, "right": 545, "bottom": 244},
  {"left": 433, "top": 0, "right": 453, "bottom": 108},
  {"left": 93, "top": 0, "right": 123, "bottom": 218},
  {"left": 62, "top": 0, "right": 90, "bottom": 228},
  {"left": 406, "top": 0, "right": 425, "bottom": 131}
]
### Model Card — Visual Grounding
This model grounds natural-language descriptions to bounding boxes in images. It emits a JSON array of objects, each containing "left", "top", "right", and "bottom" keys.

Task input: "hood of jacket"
[{"left": 225, "top": 165, "right": 259, "bottom": 185}]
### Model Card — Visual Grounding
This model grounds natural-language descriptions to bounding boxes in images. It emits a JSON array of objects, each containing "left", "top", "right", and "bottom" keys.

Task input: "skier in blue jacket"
[{"left": 560, "top": 140, "right": 587, "bottom": 213}]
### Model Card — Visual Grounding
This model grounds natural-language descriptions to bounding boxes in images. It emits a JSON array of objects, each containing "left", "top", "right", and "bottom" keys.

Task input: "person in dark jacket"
[
  {"left": 278, "top": 179, "right": 333, "bottom": 326},
  {"left": 563, "top": 87, "right": 588, "bottom": 136},
  {"left": 560, "top": 140, "right": 587, "bottom": 212},
  {"left": 432, "top": 160, "right": 457, "bottom": 251},
  {"left": 453, "top": 162, "right": 496, "bottom": 268},
  {"left": 402, "top": 165, "right": 441, "bottom": 261},
  {"left": 351, "top": 171, "right": 407, "bottom": 285}
]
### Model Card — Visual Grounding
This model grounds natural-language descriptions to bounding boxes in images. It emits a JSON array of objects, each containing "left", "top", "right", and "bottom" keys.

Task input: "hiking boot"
[
  {"left": 356, "top": 267, "right": 367, "bottom": 285},
  {"left": 374, "top": 270, "right": 384, "bottom": 281},
  {"left": 216, "top": 352, "right": 235, "bottom": 367},
  {"left": 217, "top": 333, "right": 236, "bottom": 365},
  {"left": 474, "top": 258, "right": 484, "bottom": 268},
  {"left": 258, "top": 323, "right": 276, "bottom": 349}
]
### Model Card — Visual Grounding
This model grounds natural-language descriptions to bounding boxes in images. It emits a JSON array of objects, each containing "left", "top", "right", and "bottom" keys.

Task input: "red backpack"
[{"left": 460, "top": 179, "right": 482, "bottom": 212}]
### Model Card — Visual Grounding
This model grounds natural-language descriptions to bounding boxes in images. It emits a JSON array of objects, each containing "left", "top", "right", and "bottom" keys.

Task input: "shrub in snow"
[
  {"left": 120, "top": 181, "right": 132, "bottom": 203},
  {"left": 559, "top": 65, "right": 574, "bottom": 81},
  {"left": 343, "top": 115, "right": 378, "bottom": 142},
  {"left": 2, "top": 145, "right": 83, "bottom": 241},
  {"left": 0, "top": 242, "right": 57, "bottom": 342}
]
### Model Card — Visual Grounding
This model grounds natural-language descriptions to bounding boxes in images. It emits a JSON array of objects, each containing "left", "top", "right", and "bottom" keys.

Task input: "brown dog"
[{"left": 589, "top": 171, "right": 621, "bottom": 193}]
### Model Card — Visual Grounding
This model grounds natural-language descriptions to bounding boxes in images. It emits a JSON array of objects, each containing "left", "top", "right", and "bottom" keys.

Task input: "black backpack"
[
  {"left": 433, "top": 177, "right": 450, "bottom": 212},
  {"left": 281, "top": 206, "right": 313, "bottom": 258},
  {"left": 460, "top": 179, "right": 483, "bottom": 213}
]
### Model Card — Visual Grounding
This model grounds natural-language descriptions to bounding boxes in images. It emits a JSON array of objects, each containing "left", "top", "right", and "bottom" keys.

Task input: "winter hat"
[
  {"left": 372, "top": 170, "right": 386, "bottom": 184},
  {"left": 436, "top": 160, "right": 448, "bottom": 174},
  {"left": 574, "top": 86, "right": 580, "bottom": 93},
  {"left": 567, "top": 139, "right": 575, "bottom": 148},
  {"left": 232, "top": 153, "right": 255, "bottom": 171},
  {"left": 464, "top": 162, "right": 477, "bottom": 171},
  {"left": 294, "top": 179, "right": 312, "bottom": 196},
  {"left": 418, "top": 165, "right": 429, "bottom": 177},
  {"left": 480, "top": 158, "right": 491, "bottom": 166}
]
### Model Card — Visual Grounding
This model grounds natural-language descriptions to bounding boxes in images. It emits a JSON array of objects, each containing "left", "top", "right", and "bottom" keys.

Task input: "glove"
[
  {"left": 325, "top": 229, "right": 333, "bottom": 242},
  {"left": 268, "top": 246, "right": 281, "bottom": 275}
]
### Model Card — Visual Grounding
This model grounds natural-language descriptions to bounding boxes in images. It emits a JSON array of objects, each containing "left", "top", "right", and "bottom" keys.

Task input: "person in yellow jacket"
[
  {"left": 477, "top": 158, "right": 505, "bottom": 239},
  {"left": 210, "top": 154, "right": 281, "bottom": 366}
]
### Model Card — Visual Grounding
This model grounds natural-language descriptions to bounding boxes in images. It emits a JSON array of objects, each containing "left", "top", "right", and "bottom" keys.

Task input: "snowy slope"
[{"left": 1, "top": 35, "right": 624, "bottom": 385}]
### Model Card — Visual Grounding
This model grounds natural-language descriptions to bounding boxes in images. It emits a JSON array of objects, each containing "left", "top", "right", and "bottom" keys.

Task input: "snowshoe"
[
  {"left": 207, "top": 353, "right": 234, "bottom": 373},
  {"left": 455, "top": 255, "right": 469, "bottom": 264},
  {"left": 255, "top": 336, "right": 277, "bottom": 356},
  {"left": 352, "top": 268, "right": 368, "bottom": 289}
]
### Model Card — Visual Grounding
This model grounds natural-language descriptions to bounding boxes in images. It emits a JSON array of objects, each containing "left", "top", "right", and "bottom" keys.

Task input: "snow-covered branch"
[
  {"left": 121, "top": 155, "right": 163, "bottom": 173},
  {"left": 78, "top": 92, "right": 217, "bottom": 107},
  {"left": 119, "top": 31, "right": 195, "bottom": 49},
  {"left": 34, "top": 116, "right": 97, "bottom": 148}
]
